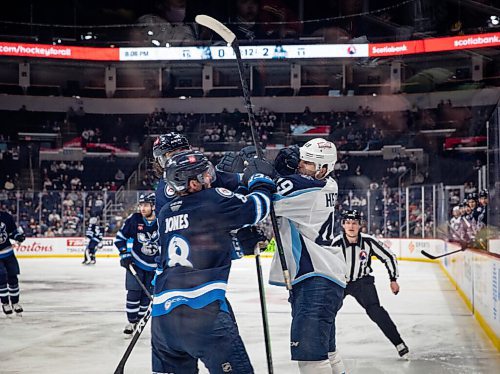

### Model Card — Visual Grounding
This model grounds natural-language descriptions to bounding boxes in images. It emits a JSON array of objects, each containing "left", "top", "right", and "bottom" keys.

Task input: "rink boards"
[{"left": 11, "top": 236, "right": 500, "bottom": 351}]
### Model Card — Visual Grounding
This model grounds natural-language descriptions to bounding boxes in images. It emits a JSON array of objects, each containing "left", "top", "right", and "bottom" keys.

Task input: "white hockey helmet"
[
  {"left": 89, "top": 217, "right": 98, "bottom": 225},
  {"left": 299, "top": 138, "right": 337, "bottom": 178}
]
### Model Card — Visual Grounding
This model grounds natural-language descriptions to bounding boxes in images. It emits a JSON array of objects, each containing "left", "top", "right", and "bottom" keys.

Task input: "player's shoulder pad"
[{"left": 215, "top": 187, "right": 234, "bottom": 198}]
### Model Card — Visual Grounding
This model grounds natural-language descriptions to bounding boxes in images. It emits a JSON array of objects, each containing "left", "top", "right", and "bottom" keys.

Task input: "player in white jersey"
[
  {"left": 449, "top": 206, "right": 463, "bottom": 241},
  {"left": 269, "top": 138, "right": 347, "bottom": 374}
]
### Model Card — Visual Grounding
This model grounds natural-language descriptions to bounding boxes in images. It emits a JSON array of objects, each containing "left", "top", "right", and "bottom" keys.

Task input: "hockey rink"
[{"left": 1, "top": 257, "right": 499, "bottom": 374}]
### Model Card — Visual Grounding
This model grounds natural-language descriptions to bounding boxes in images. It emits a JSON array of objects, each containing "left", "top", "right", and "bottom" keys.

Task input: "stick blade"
[
  {"left": 420, "top": 250, "right": 438, "bottom": 260},
  {"left": 195, "top": 15, "right": 236, "bottom": 44}
]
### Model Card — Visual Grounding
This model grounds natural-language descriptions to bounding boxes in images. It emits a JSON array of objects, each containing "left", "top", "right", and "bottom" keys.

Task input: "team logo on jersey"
[
  {"left": 138, "top": 231, "right": 160, "bottom": 256},
  {"left": 0, "top": 222, "right": 7, "bottom": 244},
  {"left": 221, "top": 362, "right": 233, "bottom": 372},
  {"left": 359, "top": 249, "right": 368, "bottom": 261},
  {"left": 216, "top": 188, "right": 234, "bottom": 198},
  {"left": 165, "top": 184, "right": 176, "bottom": 197}
]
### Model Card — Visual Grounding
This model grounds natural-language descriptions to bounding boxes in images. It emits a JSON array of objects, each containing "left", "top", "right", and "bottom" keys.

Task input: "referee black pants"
[{"left": 344, "top": 275, "right": 404, "bottom": 347}]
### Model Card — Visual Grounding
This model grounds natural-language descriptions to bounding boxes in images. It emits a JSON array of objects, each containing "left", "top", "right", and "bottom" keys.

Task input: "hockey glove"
[
  {"left": 243, "top": 158, "right": 276, "bottom": 183},
  {"left": 236, "top": 226, "right": 269, "bottom": 256},
  {"left": 119, "top": 251, "right": 133, "bottom": 269},
  {"left": 274, "top": 145, "right": 299, "bottom": 176},
  {"left": 13, "top": 232, "right": 26, "bottom": 243},
  {"left": 216, "top": 152, "right": 245, "bottom": 173},
  {"left": 238, "top": 146, "right": 257, "bottom": 162}
]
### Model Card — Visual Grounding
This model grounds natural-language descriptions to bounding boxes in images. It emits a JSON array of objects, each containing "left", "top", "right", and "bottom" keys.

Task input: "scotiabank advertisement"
[{"left": 13, "top": 237, "right": 118, "bottom": 257}]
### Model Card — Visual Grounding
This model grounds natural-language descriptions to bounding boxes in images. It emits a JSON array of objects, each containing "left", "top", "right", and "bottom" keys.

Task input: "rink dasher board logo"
[{"left": 13, "top": 237, "right": 118, "bottom": 255}]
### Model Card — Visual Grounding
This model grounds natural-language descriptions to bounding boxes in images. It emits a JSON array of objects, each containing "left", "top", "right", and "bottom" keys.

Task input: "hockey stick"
[
  {"left": 195, "top": 14, "right": 291, "bottom": 290},
  {"left": 196, "top": 15, "right": 279, "bottom": 374},
  {"left": 113, "top": 266, "right": 154, "bottom": 374},
  {"left": 128, "top": 264, "right": 153, "bottom": 301},
  {"left": 421, "top": 223, "right": 467, "bottom": 260},
  {"left": 114, "top": 305, "right": 152, "bottom": 374},
  {"left": 421, "top": 246, "right": 466, "bottom": 260}
]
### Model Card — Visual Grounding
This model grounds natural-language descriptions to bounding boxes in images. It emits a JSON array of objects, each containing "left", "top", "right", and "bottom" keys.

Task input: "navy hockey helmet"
[
  {"left": 139, "top": 192, "right": 155, "bottom": 206},
  {"left": 164, "top": 150, "right": 216, "bottom": 193},
  {"left": 153, "top": 133, "right": 190, "bottom": 168},
  {"left": 467, "top": 192, "right": 478, "bottom": 201},
  {"left": 341, "top": 209, "right": 362, "bottom": 223},
  {"left": 479, "top": 189, "right": 488, "bottom": 198}
]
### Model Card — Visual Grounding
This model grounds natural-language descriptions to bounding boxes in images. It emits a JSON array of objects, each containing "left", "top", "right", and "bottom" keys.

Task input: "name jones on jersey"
[{"left": 164, "top": 214, "right": 190, "bottom": 233}]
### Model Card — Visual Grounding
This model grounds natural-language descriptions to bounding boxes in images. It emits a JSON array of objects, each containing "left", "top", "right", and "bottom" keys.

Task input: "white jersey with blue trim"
[{"left": 269, "top": 174, "right": 347, "bottom": 288}]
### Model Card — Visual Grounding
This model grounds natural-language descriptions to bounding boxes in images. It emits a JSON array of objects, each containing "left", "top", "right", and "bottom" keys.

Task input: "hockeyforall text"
[{"left": 0, "top": 45, "right": 71, "bottom": 57}]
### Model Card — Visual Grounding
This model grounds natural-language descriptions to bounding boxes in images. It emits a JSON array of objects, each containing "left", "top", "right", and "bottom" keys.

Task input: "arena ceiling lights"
[{"left": 0, "top": 32, "right": 498, "bottom": 62}]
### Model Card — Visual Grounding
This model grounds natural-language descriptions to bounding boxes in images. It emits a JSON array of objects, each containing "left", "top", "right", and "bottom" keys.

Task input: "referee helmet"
[{"left": 341, "top": 209, "right": 362, "bottom": 223}]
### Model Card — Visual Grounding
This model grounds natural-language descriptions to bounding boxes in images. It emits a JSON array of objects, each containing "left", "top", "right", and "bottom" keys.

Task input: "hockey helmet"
[
  {"left": 479, "top": 189, "right": 488, "bottom": 198},
  {"left": 139, "top": 192, "right": 155, "bottom": 206},
  {"left": 341, "top": 209, "right": 362, "bottom": 223},
  {"left": 89, "top": 217, "right": 98, "bottom": 225},
  {"left": 153, "top": 132, "right": 190, "bottom": 168},
  {"left": 164, "top": 150, "right": 216, "bottom": 193},
  {"left": 299, "top": 138, "right": 337, "bottom": 178},
  {"left": 467, "top": 192, "right": 478, "bottom": 201}
]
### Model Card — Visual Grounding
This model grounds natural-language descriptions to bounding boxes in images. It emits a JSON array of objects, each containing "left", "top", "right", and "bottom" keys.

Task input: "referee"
[{"left": 333, "top": 210, "right": 409, "bottom": 359}]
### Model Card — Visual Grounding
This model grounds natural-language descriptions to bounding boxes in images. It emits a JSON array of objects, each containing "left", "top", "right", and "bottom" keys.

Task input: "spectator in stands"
[
  {"left": 230, "top": 0, "right": 265, "bottom": 40},
  {"left": 115, "top": 169, "right": 125, "bottom": 183},
  {"left": 135, "top": 0, "right": 195, "bottom": 46}
]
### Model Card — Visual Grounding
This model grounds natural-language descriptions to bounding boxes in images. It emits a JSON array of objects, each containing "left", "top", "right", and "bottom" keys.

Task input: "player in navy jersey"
[
  {"left": 269, "top": 138, "right": 347, "bottom": 374},
  {"left": 82, "top": 216, "right": 103, "bottom": 265},
  {"left": 152, "top": 132, "right": 243, "bottom": 214},
  {"left": 152, "top": 150, "right": 275, "bottom": 374},
  {"left": 0, "top": 210, "right": 26, "bottom": 316},
  {"left": 152, "top": 132, "right": 264, "bottom": 259},
  {"left": 115, "top": 192, "right": 159, "bottom": 336}
]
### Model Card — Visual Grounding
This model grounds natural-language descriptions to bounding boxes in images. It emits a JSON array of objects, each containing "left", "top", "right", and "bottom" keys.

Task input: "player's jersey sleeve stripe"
[
  {"left": 253, "top": 191, "right": 271, "bottom": 218},
  {"left": 248, "top": 191, "right": 270, "bottom": 224}
]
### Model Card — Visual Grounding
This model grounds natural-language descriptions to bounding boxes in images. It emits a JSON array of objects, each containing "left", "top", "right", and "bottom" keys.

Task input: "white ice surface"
[{"left": 1, "top": 257, "right": 499, "bottom": 374}]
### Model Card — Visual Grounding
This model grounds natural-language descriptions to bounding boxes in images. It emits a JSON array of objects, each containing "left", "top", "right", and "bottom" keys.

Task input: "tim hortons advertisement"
[{"left": 13, "top": 237, "right": 117, "bottom": 257}]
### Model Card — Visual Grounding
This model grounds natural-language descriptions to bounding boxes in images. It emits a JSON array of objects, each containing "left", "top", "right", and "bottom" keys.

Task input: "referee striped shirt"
[{"left": 332, "top": 233, "right": 399, "bottom": 283}]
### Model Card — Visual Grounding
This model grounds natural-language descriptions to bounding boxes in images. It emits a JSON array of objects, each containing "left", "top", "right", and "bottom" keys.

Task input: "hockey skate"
[
  {"left": 123, "top": 322, "right": 137, "bottom": 336},
  {"left": 396, "top": 343, "right": 409, "bottom": 360},
  {"left": 82, "top": 249, "right": 92, "bottom": 265},
  {"left": 2, "top": 303, "right": 13, "bottom": 316},
  {"left": 12, "top": 303, "right": 23, "bottom": 316}
]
